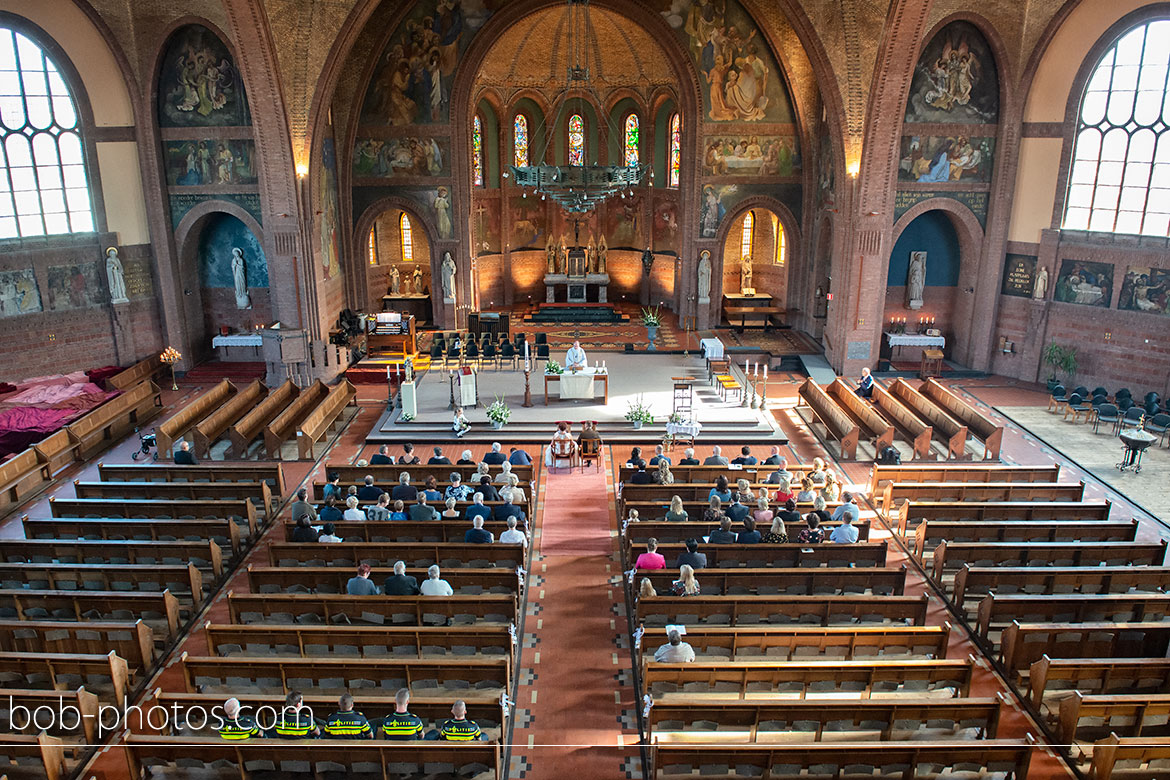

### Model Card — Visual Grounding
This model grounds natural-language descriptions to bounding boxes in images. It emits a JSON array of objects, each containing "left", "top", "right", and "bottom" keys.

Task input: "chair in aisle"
[
  {"left": 1063, "top": 393, "right": 1092, "bottom": 423},
  {"left": 578, "top": 436, "right": 602, "bottom": 472},
  {"left": 500, "top": 339, "right": 517, "bottom": 370},
  {"left": 549, "top": 437, "right": 577, "bottom": 473},
  {"left": 1093, "top": 403, "right": 1122, "bottom": 435}
]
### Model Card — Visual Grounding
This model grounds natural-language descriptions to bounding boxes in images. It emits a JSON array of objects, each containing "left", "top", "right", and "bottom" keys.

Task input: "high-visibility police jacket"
[
  {"left": 323, "top": 709, "right": 372, "bottom": 738},
  {"left": 270, "top": 710, "right": 317, "bottom": 739},
  {"left": 380, "top": 711, "right": 424, "bottom": 740},
  {"left": 439, "top": 718, "right": 482, "bottom": 741},
  {"left": 218, "top": 714, "right": 260, "bottom": 740}
]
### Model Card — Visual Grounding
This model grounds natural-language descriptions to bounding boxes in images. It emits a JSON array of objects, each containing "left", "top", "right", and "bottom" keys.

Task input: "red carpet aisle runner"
[{"left": 508, "top": 447, "right": 644, "bottom": 780}]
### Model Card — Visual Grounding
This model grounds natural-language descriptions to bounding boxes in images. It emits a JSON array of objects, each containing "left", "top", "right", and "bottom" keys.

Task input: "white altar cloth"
[
  {"left": 557, "top": 367, "right": 602, "bottom": 399},
  {"left": 700, "top": 338, "right": 725, "bottom": 359},
  {"left": 884, "top": 332, "right": 945, "bottom": 348},
  {"left": 212, "top": 334, "right": 263, "bottom": 348}
]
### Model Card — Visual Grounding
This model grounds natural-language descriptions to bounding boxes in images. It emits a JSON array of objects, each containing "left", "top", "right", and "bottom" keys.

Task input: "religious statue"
[
  {"left": 740, "top": 254, "right": 753, "bottom": 292},
  {"left": 441, "top": 251, "right": 457, "bottom": 302},
  {"left": 586, "top": 235, "right": 597, "bottom": 275},
  {"left": 697, "top": 250, "right": 712, "bottom": 304},
  {"left": 546, "top": 235, "right": 557, "bottom": 274},
  {"left": 105, "top": 247, "right": 128, "bottom": 304},
  {"left": 642, "top": 247, "right": 655, "bottom": 274},
  {"left": 907, "top": 251, "right": 926, "bottom": 309},
  {"left": 597, "top": 234, "right": 608, "bottom": 274},
  {"left": 412, "top": 265, "right": 424, "bottom": 295},
  {"left": 389, "top": 265, "right": 401, "bottom": 295},
  {"left": 1033, "top": 264, "right": 1049, "bottom": 301},
  {"left": 230, "top": 248, "right": 251, "bottom": 309},
  {"left": 557, "top": 236, "right": 568, "bottom": 275}
]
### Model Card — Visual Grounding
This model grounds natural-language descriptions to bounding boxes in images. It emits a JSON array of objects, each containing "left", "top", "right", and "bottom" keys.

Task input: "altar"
[
  {"left": 543, "top": 273, "right": 611, "bottom": 303},
  {"left": 544, "top": 366, "right": 610, "bottom": 404}
]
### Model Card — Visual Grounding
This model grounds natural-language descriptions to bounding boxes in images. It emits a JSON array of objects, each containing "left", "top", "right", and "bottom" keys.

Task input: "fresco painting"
[
  {"left": 1119, "top": 266, "right": 1170, "bottom": 315},
  {"left": 320, "top": 133, "right": 342, "bottom": 282},
  {"left": 606, "top": 191, "right": 644, "bottom": 248},
  {"left": 165, "top": 139, "right": 257, "bottom": 186},
  {"left": 0, "top": 269, "right": 42, "bottom": 317},
  {"left": 509, "top": 195, "right": 547, "bottom": 250},
  {"left": 905, "top": 20, "right": 999, "bottom": 124},
  {"left": 46, "top": 263, "right": 101, "bottom": 311},
  {"left": 353, "top": 136, "right": 449, "bottom": 178},
  {"left": 899, "top": 136, "right": 994, "bottom": 183},
  {"left": 653, "top": 194, "right": 680, "bottom": 254},
  {"left": 1054, "top": 259, "right": 1113, "bottom": 308},
  {"left": 704, "top": 134, "right": 798, "bottom": 177},
  {"left": 472, "top": 197, "right": 500, "bottom": 255},
  {"left": 158, "top": 25, "right": 250, "bottom": 128}
]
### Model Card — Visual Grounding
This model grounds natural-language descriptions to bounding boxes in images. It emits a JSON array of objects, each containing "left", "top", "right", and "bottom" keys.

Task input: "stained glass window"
[
  {"left": 0, "top": 27, "right": 94, "bottom": 239},
  {"left": 514, "top": 114, "right": 528, "bottom": 167},
  {"left": 772, "top": 213, "right": 785, "bottom": 265},
  {"left": 472, "top": 114, "right": 483, "bottom": 186},
  {"left": 368, "top": 226, "right": 377, "bottom": 265},
  {"left": 740, "top": 211, "right": 753, "bottom": 259},
  {"left": 623, "top": 113, "right": 639, "bottom": 166},
  {"left": 400, "top": 213, "right": 413, "bottom": 261},
  {"left": 669, "top": 113, "right": 681, "bottom": 187},
  {"left": 1064, "top": 19, "right": 1170, "bottom": 236},
  {"left": 568, "top": 114, "right": 584, "bottom": 166}
]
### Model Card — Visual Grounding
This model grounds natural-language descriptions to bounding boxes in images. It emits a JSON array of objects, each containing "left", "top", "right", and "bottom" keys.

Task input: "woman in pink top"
[
  {"left": 752, "top": 495, "right": 774, "bottom": 526},
  {"left": 634, "top": 538, "right": 666, "bottom": 570}
]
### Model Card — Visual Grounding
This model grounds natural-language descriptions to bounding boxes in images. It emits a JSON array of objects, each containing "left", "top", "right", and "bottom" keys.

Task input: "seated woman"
[
  {"left": 703, "top": 496, "right": 726, "bottom": 525},
  {"left": 809, "top": 457, "right": 827, "bottom": 483},
  {"left": 737, "top": 517, "right": 761, "bottom": 544},
  {"left": 422, "top": 476, "right": 443, "bottom": 502},
  {"left": 752, "top": 496, "right": 773, "bottom": 527},
  {"left": 494, "top": 461, "right": 514, "bottom": 485},
  {"left": 795, "top": 477, "right": 817, "bottom": 503},
  {"left": 664, "top": 495, "right": 688, "bottom": 523},
  {"left": 318, "top": 522, "right": 343, "bottom": 543},
  {"left": 544, "top": 421, "right": 578, "bottom": 467},
  {"left": 475, "top": 462, "right": 492, "bottom": 482},
  {"left": 771, "top": 475, "right": 794, "bottom": 505},
  {"left": 763, "top": 515, "right": 789, "bottom": 543},
  {"left": 809, "top": 495, "right": 833, "bottom": 526},
  {"left": 441, "top": 497, "right": 460, "bottom": 519},
  {"left": 821, "top": 471, "right": 842, "bottom": 502},
  {"left": 708, "top": 475, "right": 732, "bottom": 503},
  {"left": 501, "top": 474, "right": 527, "bottom": 506},
  {"left": 797, "top": 514, "right": 826, "bottom": 544},
  {"left": 453, "top": 406, "right": 470, "bottom": 438},
  {"left": 670, "top": 564, "right": 700, "bottom": 596},
  {"left": 638, "top": 578, "right": 657, "bottom": 601},
  {"left": 626, "top": 508, "right": 641, "bottom": 524},
  {"left": 457, "top": 450, "right": 476, "bottom": 465},
  {"left": 343, "top": 496, "right": 366, "bottom": 522},
  {"left": 319, "top": 496, "right": 343, "bottom": 524},
  {"left": 389, "top": 499, "right": 408, "bottom": 522},
  {"left": 653, "top": 460, "right": 675, "bottom": 485},
  {"left": 734, "top": 478, "right": 754, "bottom": 503}
]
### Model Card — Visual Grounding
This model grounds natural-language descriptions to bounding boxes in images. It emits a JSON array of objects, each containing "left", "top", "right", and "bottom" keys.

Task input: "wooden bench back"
[
  {"left": 953, "top": 565, "right": 1170, "bottom": 609},
  {"left": 49, "top": 496, "right": 258, "bottom": 534},
  {"left": 108, "top": 354, "right": 162, "bottom": 390},
  {"left": 193, "top": 378, "right": 267, "bottom": 458},
  {"left": 1090, "top": 734, "right": 1170, "bottom": 780},
  {"left": 980, "top": 593, "right": 1170, "bottom": 642},
  {"left": 97, "top": 461, "right": 285, "bottom": 496},
  {"left": 281, "top": 519, "right": 528, "bottom": 545},
  {"left": 635, "top": 566, "right": 905, "bottom": 596},
  {"left": 1057, "top": 691, "right": 1170, "bottom": 746},
  {"left": 1, "top": 539, "right": 224, "bottom": 577},
  {"left": 931, "top": 540, "right": 1165, "bottom": 581},
  {"left": 1028, "top": 655, "right": 1170, "bottom": 709},
  {"left": 228, "top": 379, "right": 299, "bottom": 458},
  {"left": 328, "top": 462, "right": 536, "bottom": 484},
  {"left": 624, "top": 518, "right": 870, "bottom": 544},
  {"left": 267, "top": 541, "right": 525, "bottom": 569},
  {"left": 828, "top": 378, "right": 895, "bottom": 449},
  {"left": 0, "top": 688, "right": 99, "bottom": 742},
  {"left": 0, "top": 588, "right": 182, "bottom": 640},
  {"left": 204, "top": 622, "right": 513, "bottom": 659},
  {"left": 226, "top": 592, "right": 517, "bottom": 626},
  {"left": 914, "top": 518, "right": 1137, "bottom": 560},
  {"left": 798, "top": 379, "right": 860, "bottom": 458},
  {"left": 0, "top": 619, "right": 154, "bottom": 671},
  {"left": 0, "top": 447, "right": 49, "bottom": 512},
  {"left": 246, "top": 564, "right": 520, "bottom": 595},
  {"left": 871, "top": 381, "right": 934, "bottom": 459},
  {"left": 32, "top": 429, "right": 79, "bottom": 476},
  {"left": 895, "top": 498, "right": 1112, "bottom": 538},
  {"left": 1002, "top": 622, "right": 1170, "bottom": 683},
  {"left": 636, "top": 593, "right": 930, "bottom": 627},
  {"left": 888, "top": 378, "right": 968, "bottom": 459},
  {"left": 264, "top": 380, "right": 328, "bottom": 457},
  {"left": 649, "top": 541, "right": 888, "bottom": 569},
  {"left": 67, "top": 380, "right": 162, "bottom": 458},
  {"left": 921, "top": 377, "right": 1002, "bottom": 459},
  {"left": 0, "top": 561, "right": 204, "bottom": 600},
  {"left": 156, "top": 379, "right": 237, "bottom": 457},
  {"left": 23, "top": 515, "right": 243, "bottom": 554},
  {"left": 884, "top": 481, "right": 1085, "bottom": 515},
  {"left": 296, "top": 379, "right": 356, "bottom": 459},
  {"left": 0, "top": 650, "right": 129, "bottom": 706},
  {"left": 616, "top": 465, "right": 815, "bottom": 484},
  {"left": 637, "top": 624, "right": 952, "bottom": 663},
  {"left": 869, "top": 461, "right": 1060, "bottom": 493},
  {"left": 75, "top": 479, "right": 273, "bottom": 515}
]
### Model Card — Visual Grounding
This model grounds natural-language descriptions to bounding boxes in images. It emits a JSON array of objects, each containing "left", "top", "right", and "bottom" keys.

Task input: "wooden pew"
[
  {"left": 953, "top": 565, "right": 1170, "bottom": 610},
  {"left": 246, "top": 565, "right": 520, "bottom": 595},
  {"left": 616, "top": 464, "right": 815, "bottom": 485},
  {"left": 914, "top": 519, "right": 1139, "bottom": 560},
  {"left": 281, "top": 519, "right": 531, "bottom": 544},
  {"left": 650, "top": 542, "right": 889, "bottom": 569},
  {"left": 888, "top": 378, "right": 969, "bottom": 460},
  {"left": 930, "top": 540, "right": 1166, "bottom": 582},
  {"left": 327, "top": 461, "right": 537, "bottom": 488},
  {"left": 107, "top": 354, "right": 162, "bottom": 391},
  {"left": 636, "top": 594, "right": 930, "bottom": 627},
  {"left": 227, "top": 379, "right": 299, "bottom": 459},
  {"left": 155, "top": 378, "right": 237, "bottom": 458},
  {"left": 192, "top": 378, "right": 267, "bottom": 459},
  {"left": 74, "top": 479, "right": 273, "bottom": 516},
  {"left": 921, "top": 377, "right": 1003, "bottom": 460},
  {"left": 0, "top": 619, "right": 154, "bottom": 672},
  {"left": 0, "top": 732, "right": 81, "bottom": 780},
  {"left": 981, "top": 595, "right": 1170, "bottom": 644},
  {"left": 264, "top": 380, "right": 327, "bottom": 458},
  {"left": 0, "top": 447, "right": 50, "bottom": 515},
  {"left": 871, "top": 381, "right": 934, "bottom": 460},
  {"left": 637, "top": 625, "right": 952, "bottom": 663},
  {"left": 267, "top": 541, "right": 525, "bottom": 570},
  {"left": 798, "top": 379, "right": 860, "bottom": 459},
  {"left": 311, "top": 482, "right": 536, "bottom": 514},
  {"left": 49, "top": 497, "right": 258, "bottom": 537},
  {"left": 67, "top": 380, "right": 162, "bottom": 459},
  {"left": 1029, "top": 655, "right": 1170, "bottom": 710},
  {"left": 226, "top": 592, "right": 517, "bottom": 626},
  {"left": 648, "top": 742, "right": 1032, "bottom": 780},
  {"left": 0, "top": 562, "right": 205, "bottom": 602},
  {"left": 643, "top": 658, "right": 975, "bottom": 700},
  {"left": 645, "top": 697, "right": 1004, "bottom": 744},
  {"left": 296, "top": 379, "right": 356, "bottom": 459},
  {"left": 623, "top": 518, "right": 870, "bottom": 545},
  {"left": 894, "top": 499, "right": 1112, "bottom": 538},
  {"left": 1090, "top": 734, "right": 1170, "bottom": 780},
  {"left": 633, "top": 567, "right": 905, "bottom": 597},
  {"left": 1, "top": 539, "right": 224, "bottom": 577},
  {"left": 114, "top": 735, "right": 501, "bottom": 780},
  {"left": 31, "top": 429, "right": 79, "bottom": 477},
  {"left": 1058, "top": 691, "right": 1170, "bottom": 746},
  {"left": 179, "top": 652, "right": 510, "bottom": 694},
  {"left": 23, "top": 516, "right": 243, "bottom": 555},
  {"left": 203, "top": 623, "right": 513, "bottom": 659},
  {"left": 869, "top": 461, "right": 1061, "bottom": 494},
  {"left": 0, "top": 590, "right": 181, "bottom": 641},
  {"left": 884, "top": 481, "right": 1085, "bottom": 514},
  {"left": 827, "top": 377, "right": 895, "bottom": 453},
  {"left": 621, "top": 500, "right": 848, "bottom": 525},
  {"left": 1005, "top": 623, "right": 1170, "bottom": 690},
  {"left": 0, "top": 688, "right": 100, "bottom": 743},
  {"left": 0, "top": 650, "right": 129, "bottom": 704},
  {"left": 97, "top": 462, "right": 285, "bottom": 496}
]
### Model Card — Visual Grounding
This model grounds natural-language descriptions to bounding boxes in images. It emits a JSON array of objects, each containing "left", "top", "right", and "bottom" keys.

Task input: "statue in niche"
[
  {"left": 546, "top": 235, "right": 557, "bottom": 274},
  {"left": 441, "top": 252, "right": 457, "bottom": 302},
  {"left": 586, "top": 235, "right": 597, "bottom": 275},
  {"left": 231, "top": 248, "right": 251, "bottom": 309},
  {"left": 557, "top": 235, "right": 568, "bottom": 275},
  {"left": 1033, "top": 264, "right": 1049, "bottom": 300},
  {"left": 412, "top": 265, "right": 424, "bottom": 295},
  {"left": 907, "top": 251, "right": 926, "bottom": 309},
  {"left": 740, "top": 254, "right": 753, "bottom": 292},
  {"left": 697, "top": 250, "right": 712, "bottom": 304},
  {"left": 598, "top": 234, "right": 608, "bottom": 274},
  {"left": 389, "top": 265, "right": 401, "bottom": 295},
  {"left": 105, "top": 247, "right": 128, "bottom": 304}
]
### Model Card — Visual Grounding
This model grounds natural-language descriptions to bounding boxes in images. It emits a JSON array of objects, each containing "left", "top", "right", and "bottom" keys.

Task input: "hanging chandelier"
[{"left": 508, "top": 0, "right": 647, "bottom": 214}]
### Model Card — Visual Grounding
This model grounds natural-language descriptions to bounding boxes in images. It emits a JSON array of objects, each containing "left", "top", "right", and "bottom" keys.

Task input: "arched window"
[
  {"left": 772, "top": 213, "right": 785, "bottom": 265},
  {"left": 568, "top": 114, "right": 584, "bottom": 166},
  {"left": 740, "top": 211, "right": 754, "bottom": 259},
  {"left": 513, "top": 114, "right": 528, "bottom": 167},
  {"left": 472, "top": 115, "right": 483, "bottom": 187},
  {"left": 0, "top": 27, "right": 94, "bottom": 239},
  {"left": 623, "top": 113, "right": 639, "bottom": 166},
  {"left": 400, "top": 213, "right": 413, "bottom": 261},
  {"left": 368, "top": 226, "right": 378, "bottom": 266},
  {"left": 1064, "top": 19, "right": 1170, "bottom": 236},
  {"left": 669, "top": 113, "right": 681, "bottom": 187}
]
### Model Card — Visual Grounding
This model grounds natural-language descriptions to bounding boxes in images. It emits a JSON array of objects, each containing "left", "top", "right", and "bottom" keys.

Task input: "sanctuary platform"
[{"left": 368, "top": 352, "right": 785, "bottom": 445}]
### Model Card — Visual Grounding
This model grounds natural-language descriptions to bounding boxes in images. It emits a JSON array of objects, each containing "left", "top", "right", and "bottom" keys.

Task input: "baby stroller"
[{"left": 131, "top": 427, "right": 158, "bottom": 461}]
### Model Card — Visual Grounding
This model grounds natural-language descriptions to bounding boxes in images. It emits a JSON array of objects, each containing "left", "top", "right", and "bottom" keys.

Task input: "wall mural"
[
  {"left": 904, "top": 20, "right": 999, "bottom": 124},
  {"left": 0, "top": 269, "right": 42, "bottom": 317},
  {"left": 320, "top": 133, "right": 343, "bottom": 281},
  {"left": 699, "top": 184, "right": 734, "bottom": 238},
  {"left": 1119, "top": 266, "right": 1170, "bottom": 315},
  {"left": 1054, "top": 259, "right": 1113, "bottom": 308},
  {"left": 472, "top": 198, "right": 500, "bottom": 256},
  {"left": 703, "top": 134, "right": 798, "bottom": 177},
  {"left": 46, "top": 263, "right": 102, "bottom": 311},
  {"left": 653, "top": 194, "right": 680, "bottom": 255},
  {"left": 660, "top": 0, "right": 795, "bottom": 123},
  {"left": 164, "top": 140, "right": 257, "bottom": 186},
  {"left": 508, "top": 195, "right": 546, "bottom": 250},
  {"left": 898, "top": 136, "right": 994, "bottom": 183},
  {"left": 198, "top": 213, "right": 269, "bottom": 289},
  {"left": 157, "top": 25, "right": 251, "bottom": 128},
  {"left": 606, "top": 191, "right": 644, "bottom": 248},
  {"left": 353, "top": 136, "right": 449, "bottom": 178}
]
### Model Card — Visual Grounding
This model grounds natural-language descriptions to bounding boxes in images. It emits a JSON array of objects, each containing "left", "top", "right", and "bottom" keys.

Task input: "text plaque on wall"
[{"left": 1002, "top": 254, "right": 1037, "bottom": 298}]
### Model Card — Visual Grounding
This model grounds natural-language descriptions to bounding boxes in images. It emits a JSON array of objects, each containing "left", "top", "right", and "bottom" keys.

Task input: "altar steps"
[{"left": 523, "top": 303, "right": 629, "bottom": 325}]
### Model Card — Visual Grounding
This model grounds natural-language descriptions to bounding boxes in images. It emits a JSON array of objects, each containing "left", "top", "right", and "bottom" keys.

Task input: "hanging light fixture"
[{"left": 509, "top": 0, "right": 647, "bottom": 214}]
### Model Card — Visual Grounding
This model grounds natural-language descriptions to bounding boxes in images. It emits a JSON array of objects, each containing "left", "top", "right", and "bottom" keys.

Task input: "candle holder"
[
  {"left": 160, "top": 346, "right": 182, "bottom": 391},
  {"left": 750, "top": 382, "right": 760, "bottom": 409},
  {"left": 448, "top": 371, "right": 456, "bottom": 410},
  {"left": 522, "top": 370, "right": 533, "bottom": 408}
]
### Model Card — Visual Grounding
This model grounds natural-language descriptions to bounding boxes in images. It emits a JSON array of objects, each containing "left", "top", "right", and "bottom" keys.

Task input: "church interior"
[{"left": 3, "top": 0, "right": 1170, "bottom": 778}]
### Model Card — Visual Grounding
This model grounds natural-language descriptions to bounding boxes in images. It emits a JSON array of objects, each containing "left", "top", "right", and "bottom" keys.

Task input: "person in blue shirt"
[
  {"left": 725, "top": 496, "right": 751, "bottom": 523},
  {"left": 708, "top": 475, "right": 732, "bottom": 502},
  {"left": 482, "top": 442, "right": 507, "bottom": 465},
  {"left": 492, "top": 495, "right": 525, "bottom": 524},
  {"left": 736, "top": 517, "right": 762, "bottom": 544},
  {"left": 508, "top": 447, "right": 532, "bottom": 466},
  {"left": 389, "top": 499, "right": 408, "bottom": 522},
  {"left": 321, "top": 473, "right": 342, "bottom": 502},
  {"left": 830, "top": 492, "right": 861, "bottom": 524},
  {"left": 422, "top": 475, "right": 443, "bottom": 502},
  {"left": 648, "top": 444, "right": 671, "bottom": 466},
  {"left": 445, "top": 473, "right": 472, "bottom": 501},
  {"left": 318, "top": 497, "right": 343, "bottom": 524}
]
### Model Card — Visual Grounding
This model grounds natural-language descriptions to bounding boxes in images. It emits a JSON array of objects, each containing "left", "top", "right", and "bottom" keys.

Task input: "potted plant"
[
  {"left": 641, "top": 306, "right": 662, "bottom": 350},
  {"left": 1042, "top": 341, "right": 1078, "bottom": 389},
  {"left": 486, "top": 396, "right": 511, "bottom": 430},
  {"left": 544, "top": 358, "right": 563, "bottom": 375},
  {"left": 625, "top": 395, "right": 654, "bottom": 429}
]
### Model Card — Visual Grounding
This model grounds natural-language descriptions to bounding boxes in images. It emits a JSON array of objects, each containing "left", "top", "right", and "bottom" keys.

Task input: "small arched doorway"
[
  {"left": 364, "top": 207, "right": 436, "bottom": 326},
  {"left": 720, "top": 206, "right": 789, "bottom": 324}
]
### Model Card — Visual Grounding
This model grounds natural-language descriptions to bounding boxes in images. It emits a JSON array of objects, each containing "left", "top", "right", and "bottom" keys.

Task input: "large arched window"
[
  {"left": 400, "top": 213, "right": 413, "bottom": 261},
  {"left": 740, "top": 211, "right": 754, "bottom": 258},
  {"left": 472, "top": 115, "right": 483, "bottom": 187},
  {"left": 0, "top": 26, "right": 94, "bottom": 239},
  {"left": 1064, "top": 19, "right": 1170, "bottom": 236},
  {"left": 513, "top": 114, "right": 528, "bottom": 167},
  {"left": 669, "top": 113, "right": 681, "bottom": 187},
  {"left": 568, "top": 114, "right": 584, "bottom": 166},
  {"left": 623, "top": 113, "right": 639, "bottom": 166}
]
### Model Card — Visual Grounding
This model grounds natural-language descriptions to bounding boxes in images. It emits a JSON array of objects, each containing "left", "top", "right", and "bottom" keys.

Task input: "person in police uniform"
[
  {"left": 437, "top": 700, "right": 483, "bottom": 741},
  {"left": 323, "top": 693, "right": 372, "bottom": 739},
  {"left": 269, "top": 690, "right": 319, "bottom": 739},
  {"left": 380, "top": 688, "right": 424, "bottom": 740},
  {"left": 217, "top": 697, "right": 260, "bottom": 740}
]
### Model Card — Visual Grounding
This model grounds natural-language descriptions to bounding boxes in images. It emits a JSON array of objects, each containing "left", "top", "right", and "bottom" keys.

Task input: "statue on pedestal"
[
  {"left": 1033, "top": 265, "right": 1049, "bottom": 300},
  {"left": 231, "top": 248, "right": 251, "bottom": 309},
  {"left": 105, "top": 247, "right": 128, "bottom": 304},
  {"left": 697, "top": 250, "right": 712, "bottom": 304},
  {"left": 740, "top": 254, "right": 753, "bottom": 292},
  {"left": 907, "top": 251, "right": 926, "bottom": 309},
  {"left": 441, "top": 251, "right": 457, "bottom": 303},
  {"left": 586, "top": 235, "right": 597, "bottom": 275},
  {"left": 412, "top": 265, "right": 424, "bottom": 295},
  {"left": 558, "top": 236, "right": 568, "bottom": 274},
  {"left": 389, "top": 265, "right": 401, "bottom": 295},
  {"left": 598, "top": 234, "right": 608, "bottom": 274},
  {"left": 546, "top": 235, "right": 557, "bottom": 274}
]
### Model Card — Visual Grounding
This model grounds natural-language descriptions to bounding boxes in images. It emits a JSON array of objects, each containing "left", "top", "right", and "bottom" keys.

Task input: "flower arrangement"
[
  {"left": 544, "top": 359, "right": 564, "bottom": 375},
  {"left": 399, "top": 412, "right": 414, "bottom": 423},
  {"left": 640, "top": 305, "right": 662, "bottom": 328},
  {"left": 668, "top": 411, "right": 685, "bottom": 424},
  {"left": 625, "top": 395, "right": 654, "bottom": 426},
  {"left": 486, "top": 396, "right": 512, "bottom": 426}
]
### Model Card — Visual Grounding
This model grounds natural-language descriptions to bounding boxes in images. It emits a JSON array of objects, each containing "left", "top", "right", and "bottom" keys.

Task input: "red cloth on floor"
[{"left": 86, "top": 365, "right": 122, "bottom": 388}]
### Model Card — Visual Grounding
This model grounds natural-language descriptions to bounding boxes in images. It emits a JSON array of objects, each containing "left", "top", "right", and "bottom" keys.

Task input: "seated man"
[
  {"left": 648, "top": 444, "right": 671, "bottom": 466},
  {"left": 464, "top": 492, "right": 492, "bottom": 523},
  {"left": 323, "top": 693, "right": 373, "bottom": 739},
  {"left": 764, "top": 454, "right": 793, "bottom": 484},
  {"left": 321, "top": 473, "right": 343, "bottom": 502},
  {"left": 762, "top": 446, "right": 784, "bottom": 466},
  {"left": 830, "top": 515, "right": 859, "bottom": 544},
  {"left": 731, "top": 445, "right": 757, "bottom": 465},
  {"left": 269, "top": 690, "right": 319, "bottom": 738},
  {"left": 346, "top": 563, "right": 379, "bottom": 595},
  {"left": 508, "top": 446, "right": 532, "bottom": 466},
  {"left": 318, "top": 497, "right": 343, "bottom": 524},
  {"left": 565, "top": 339, "right": 588, "bottom": 371},
  {"left": 217, "top": 697, "right": 260, "bottom": 740},
  {"left": 370, "top": 445, "right": 394, "bottom": 465},
  {"left": 677, "top": 448, "right": 700, "bottom": 465},
  {"left": 482, "top": 442, "right": 507, "bottom": 465},
  {"left": 830, "top": 492, "right": 860, "bottom": 524},
  {"left": 736, "top": 517, "right": 761, "bottom": 544},
  {"left": 290, "top": 488, "right": 316, "bottom": 524},
  {"left": 428, "top": 447, "right": 451, "bottom": 465},
  {"left": 578, "top": 421, "right": 602, "bottom": 447},
  {"left": 366, "top": 493, "right": 391, "bottom": 522},
  {"left": 408, "top": 494, "right": 440, "bottom": 522},
  {"left": 702, "top": 446, "right": 729, "bottom": 466},
  {"left": 725, "top": 496, "right": 751, "bottom": 523},
  {"left": 492, "top": 495, "right": 526, "bottom": 525},
  {"left": 390, "top": 472, "right": 418, "bottom": 502},
  {"left": 653, "top": 629, "right": 696, "bottom": 663},
  {"left": 676, "top": 538, "right": 707, "bottom": 570},
  {"left": 707, "top": 518, "right": 737, "bottom": 544},
  {"left": 383, "top": 560, "right": 421, "bottom": 595},
  {"left": 464, "top": 516, "right": 494, "bottom": 544},
  {"left": 381, "top": 688, "right": 425, "bottom": 740},
  {"left": 629, "top": 460, "right": 653, "bottom": 484},
  {"left": 499, "top": 516, "right": 528, "bottom": 547},
  {"left": 856, "top": 367, "right": 874, "bottom": 399},
  {"left": 476, "top": 475, "right": 500, "bottom": 501},
  {"left": 291, "top": 516, "right": 319, "bottom": 543},
  {"left": 357, "top": 475, "right": 383, "bottom": 502},
  {"left": 173, "top": 440, "right": 197, "bottom": 465},
  {"left": 437, "top": 700, "right": 483, "bottom": 741},
  {"left": 420, "top": 565, "right": 454, "bottom": 596}
]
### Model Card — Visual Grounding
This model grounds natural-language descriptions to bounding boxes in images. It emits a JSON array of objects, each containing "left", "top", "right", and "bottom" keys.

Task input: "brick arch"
[
  {"left": 353, "top": 195, "right": 443, "bottom": 323},
  {"left": 709, "top": 195, "right": 803, "bottom": 320}
]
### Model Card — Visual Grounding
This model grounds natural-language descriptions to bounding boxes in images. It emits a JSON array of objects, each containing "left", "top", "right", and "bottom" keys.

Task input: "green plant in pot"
[
  {"left": 486, "top": 396, "right": 511, "bottom": 430},
  {"left": 641, "top": 306, "right": 662, "bottom": 351},
  {"left": 625, "top": 395, "right": 654, "bottom": 429},
  {"left": 1041, "top": 342, "right": 1078, "bottom": 389}
]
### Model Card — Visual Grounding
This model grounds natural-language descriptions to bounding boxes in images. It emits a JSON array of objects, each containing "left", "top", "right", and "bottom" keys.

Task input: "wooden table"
[
  {"left": 920, "top": 348, "right": 944, "bottom": 379},
  {"left": 724, "top": 306, "right": 786, "bottom": 331},
  {"left": 544, "top": 372, "right": 609, "bottom": 405}
]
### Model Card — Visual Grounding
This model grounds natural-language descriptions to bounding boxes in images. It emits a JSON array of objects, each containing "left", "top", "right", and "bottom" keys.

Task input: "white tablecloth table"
[
  {"left": 558, "top": 372, "right": 596, "bottom": 399},
  {"left": 884, "top": 332, "right": 945, "bottom": 349},
  {"left": 700, "top": 338, "right": 725, "bottom": 359},
  {"left": 544, "top": 367, "right": 609, "bottom": 404},
  {"left": 666, "top": 421, "right": 703, "bottom": 439},
  {"left": 211, "top": 334, "right": 263, "bottom": 348}
]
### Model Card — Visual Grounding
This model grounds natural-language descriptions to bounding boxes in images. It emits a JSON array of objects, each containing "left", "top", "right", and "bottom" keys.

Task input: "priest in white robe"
[{"left": 565, "top": 340, "right": 588, "bottom": 370}]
